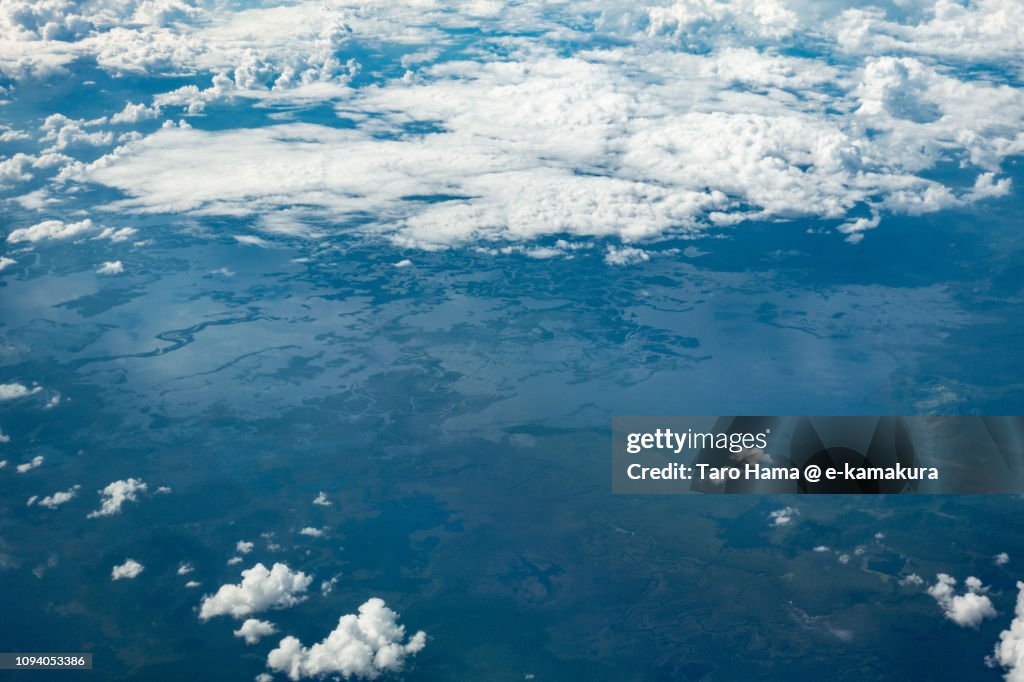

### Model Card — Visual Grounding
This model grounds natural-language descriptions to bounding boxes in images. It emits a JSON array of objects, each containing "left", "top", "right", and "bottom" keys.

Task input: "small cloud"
[
  {"left": 112, "top": 559, "right": 144, "bottom": 580},
  {"left": 199, "top": 563, "right": 312, "bottom": 620},
  {"left": 7, "top": 219, "right": 93, "bottom": 244},
  {"left": 313, "top": 491, "right": 332, "bottom": 507},
  {"left": 156, "top": 486, "right": 172, "bottom": 494},
  {"left": 394, "top": 259, "right": 413, "bottom": 268},
  {"left": 769, "top": 506, "right": 798, "bottom": 527},
  {"left": 995, "top": 552, "right": 1010, "bottom": 566},
  {"left": 0, "top": 383, "right": 42, "bottom": 401},
  {"left": 30, "top": 485, "right": 80, "bottom": 509},
  {"left": 16, "top": 455, "right": 44, "bottom": 473},
  {"left": 87, "top": 478, "right": 147, "bottom": 518},
  {"left": 234, "top": 618, "right": 278, "bottom": 645},
  {"left": 837, "top": 553, "right": 851, "bottom": 565},
  {"left": 927, "top": 573, "right": 997, "bottom": 628},
  {"left": 0, "top": 256, "right": 15, "bottom": 271},
  {"left": 178, "top": 562, "right": 194, "bottom": 576},
  {"left": 185, "top": 580, "right": 202, "bottom": 588},
  {"left": 96, "top": 260, "right": 124, "bottom": 275},
  {"left": 266, "top": 598, "right": 426, "bottom": 680},
  {"left": 96, "top": 227, "right": 137, "bottom": 242},
  {"left": 900, "top": 573, "right": 924, "bottom": 587},
  {"left": 604, "top": 245, "right": 650, "bottom": 266},
  {"left": 228, "top": 556, "right": 243, "bottom": 566},
  {"left": 812, "top": 546, "right": 831, "bottom": 553},
  {"left": 234, "top": 235, "right": 271, "bottom": 247},
  {"left": 236, "top": 541, "right": 254, "bottom": 555},
  {"left": 299, "top": 527, "right": 324, "bottom": 538},
  {"left": 874, "top": 532, "right": 886, "bottom": 541}
]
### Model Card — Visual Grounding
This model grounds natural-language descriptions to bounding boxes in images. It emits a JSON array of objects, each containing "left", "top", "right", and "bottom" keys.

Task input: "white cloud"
[
  {"left": 833, "top": 0, "right": 1024, "bottom": 62},
  {"left": 266, "top": 598, "right": 426, "bottom": 681},
  {"left": 900, "top": 573, "right": 924, "bottom": 587},
  {"left": 0, "top": 383, "right": 42, "bottom": 401},
  {"left": 5, "top": 0, "right": 1024, "bottom": 258},
  {"left": 40, "top": 113, "right": 113, "bottom": 152},
  {"left": 235, "top": 618, "right": 278, "bottom": 645},
  {"left": 769, "top": 506, "right": 798, "bottom": 527},
  {"left": 990, "top": 581, "right": 1024, "bottom": 681},
  {"left": 228, "top": 556, "right": 243, "bottom": 566},
  {"left": 604, "top": 245, "right": 650, "bottom": 266},
  {"left": 0, "top": 256, "right": 15, "bottom": 271},
  {"left": 178, "top": 562, "right": 194, "bottom": 575},
  {"left": 96, "top": 260, "right": 124, "bottom": 275},
  {"left": 996, "top": 553, "right": 1011, "bottom": 567},
  {"left": 112, "top": 558, "right": 144, "bottom": 580},
  {"left": 236, "top": 540, "right": 254, "bottom": 555},
  {"left": 111, "top": 101, "right": 160, "bottom": 124},
  {"left": 16, "top": 455, "right": 44, "bottom": 473},
  {"left": 185, "top": 580, "right": 201, "bottom": 588},
  {"left": 928, "top": 573, "right": 997, "bottom": 628},
  {"left": 299, "top": 527, "right": 324, "bottom": 538},
  {"left": 87, "top": 478, "right": 147, "bottom": 518},
  {"left": 96, "top": 226, "right": 138, "bottom": 242},
  {"left": 30, "top": 485, "right": 80, "bottom": 508},
  {"left": 199, "top": 562, "right": 312, "bottom": 620},
  {"left": 312, "top": 491, "right": 332, "bottom": 506},
  {"left": 7, "top": 219, "right": 93, "bottom": 243},
  {"left": 72, "top": 39, "right": 1024, "bottom": 250},
  {"left": 812, "top": 545, "right": 831, "bottom": 553}
]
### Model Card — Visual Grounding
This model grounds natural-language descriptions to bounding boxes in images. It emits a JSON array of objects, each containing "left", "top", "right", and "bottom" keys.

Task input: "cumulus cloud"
[
  {"left": 5, "top": 0, "right": 1024, "bottom": 258},
  {"left": 604, "top": 245, "right": 650, "bottom": 266},
  {"left": 0, "top": 383, "right": 42, "bottom": 401},
  {"left": 178, "top": 562, "right": 194, "bottom": 575},
  {"left": 16, "top": 455, "right": 44, "bottom": 473},
  {"left": 0, "top": 256, "right": 15, "bottom": 271},
  {"left": 989, "top": 581, "right": 1024, "bottom": 681},
  {"left": 185, "top": 580, "right": 201, "bottom": 588},
  {"left": 111, "top": 101, "right": 160, "bottom": 124},
  {"left": 29, "top": 485, "right": 80, "bottom": 508},
  {"left": 72, "top": 28, "right": 1024, "bottom": 250},
  {"left": 235, "top": 618, "right": 278, "bottom": 645},
  {"left": 7, "top": 219, "right": 93, "bottom": 243},
  {"left": 312, "top": 491, "right": 332, "bottom": 506},
  {"left": 769, "top": 506, "right": 798, "bottom": 527},
  {"left": 112, "top": 558, "right": 144, "bottom": 580},
  {"left": 236, "top": 540, "right": 254, "bottom": 555},
  {"left": 928, "top": 573, "right": 997, "bottom": 628},
  {"left": 266, "top": 598, "right": 426, "bottom": 681},
  {"left": 87, "top": 478, "right": 147, "bottom": 518},
  {"left": 996, "top": 553, "right": 1011, "bottom": 567},
  {"left": 299, "top": 527, "right": 324, "bottom": 537},
  {"left": 900, "top": 573, "right": 925, "bottom": 587},
  {"left": 199, "top": 562, "right": 312, "bottom": 620},
  {"left": 96, "top": 260, "right": 124, "bottom": 275}
]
